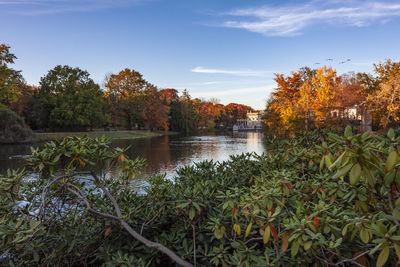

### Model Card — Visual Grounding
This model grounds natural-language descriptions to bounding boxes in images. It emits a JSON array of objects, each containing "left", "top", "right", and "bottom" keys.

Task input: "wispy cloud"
[
  {"left": 219, "top": 1, "right": 400, "bottom": 36},
  {"left": 0, "top": 0, "right": 144, "bottom": 15},
  {"left": 191, "top": 86, "right": 268, "bottom": 98},
  {"left": 192, "top": 66, "right": 271, "bottom": 77}
]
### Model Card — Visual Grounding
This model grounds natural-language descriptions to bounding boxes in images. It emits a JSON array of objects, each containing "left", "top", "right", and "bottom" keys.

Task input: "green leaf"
[
  {"left": 344, "top": 126, "right": 352, "bottom": 138},
  {"left": 376, "top": 245, "right": 389, "bottom": 267},
  {"left": 263, "top": 225, "right": 271, "bottom": 244},
  {"left": 291, "top": 241, "right": 300, "bottom": 257},
  {"left": 233, "top": 223, "right": 241, "bottom": 236},
  {"left": 245, "top": 222, "right": 253, "bottom": 238},
  {"left": 360, "top": 228, "right": 370, "bottom": 244},
  {"left": 350, "top": 163, "right": 362, "bottom": 185},
  {"left": 386, "top": 150, "right": 398, "bottom": 172},
  {"left": 325, "top": 154, "right": 332, "bottom": 168},
  {"left": 330, "top": 151, "right": 345, "bottom": 170},
  {"left": 333, "top": 163, "right": 353, "bottom": 179},
  {"left": 342, "top": 225, "right": 348, "bottom": 236},
  {"left": 384, "top": 171, "right": 396, "bottom": 186},
  {"left": 394, "top": 243, "right": 400, "bottom": 261},
  {"left": 304, "top": 241, "right": 312, "bottom": 250},
  {"left": 388, "top": 128, "right": 395, "bottom": 140},
  {"left": 188, "top": 207, "right": 195, "bottom": 220}
]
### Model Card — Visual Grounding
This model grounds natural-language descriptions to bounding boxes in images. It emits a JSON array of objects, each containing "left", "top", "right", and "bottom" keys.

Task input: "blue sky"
[{"left": 1, "top": 0, "right": 400, "bottom": 109}]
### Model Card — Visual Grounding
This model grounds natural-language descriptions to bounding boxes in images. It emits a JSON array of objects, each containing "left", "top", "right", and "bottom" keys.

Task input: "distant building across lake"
[{"left": 233, "top": 111, "right": 265, "bottom": 131}]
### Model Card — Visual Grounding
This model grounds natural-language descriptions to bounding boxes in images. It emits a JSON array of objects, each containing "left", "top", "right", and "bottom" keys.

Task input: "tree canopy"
[{"left": 38, "top": 65, "right": 107, "bottom": 130}]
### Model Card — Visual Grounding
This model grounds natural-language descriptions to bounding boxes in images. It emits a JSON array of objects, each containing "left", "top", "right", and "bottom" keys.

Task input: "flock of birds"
[{"left": 314, "top": 58, "right": 351, "bottom": 65}]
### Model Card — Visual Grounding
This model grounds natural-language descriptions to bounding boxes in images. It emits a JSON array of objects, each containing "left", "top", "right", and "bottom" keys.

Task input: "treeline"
[
  {"left": 265, "top": 60, "right": 400, "bottom": 135},
  {"left": 0, "top": 44, "right": 253, "bottom": 134}
]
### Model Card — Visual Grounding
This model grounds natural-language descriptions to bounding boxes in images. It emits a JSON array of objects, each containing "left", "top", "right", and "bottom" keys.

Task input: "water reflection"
[{"left": 0, "top": 132, "right": 267, "bottom": 179}]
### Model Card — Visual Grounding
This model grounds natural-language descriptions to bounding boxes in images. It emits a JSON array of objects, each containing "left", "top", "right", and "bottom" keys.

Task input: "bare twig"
[
  {"left": 192, "top": 224, "right": 196, "bottom": 267},
  {"left": 91, "top": 171, "right": 122, "bottom": 218}
]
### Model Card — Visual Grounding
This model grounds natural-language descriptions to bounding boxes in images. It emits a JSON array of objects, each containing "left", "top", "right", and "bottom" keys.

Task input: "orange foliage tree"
[{"left": 142, "top": 86, "right": 170, "bottom": 131}]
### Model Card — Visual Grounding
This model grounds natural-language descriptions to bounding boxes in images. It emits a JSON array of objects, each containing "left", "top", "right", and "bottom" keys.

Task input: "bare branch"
[
  {"left": 91, "top": 171, "right": 122, "bottom": 218},
  {"left": 58, "top": 174, "right": 194, "bottom": 267}
]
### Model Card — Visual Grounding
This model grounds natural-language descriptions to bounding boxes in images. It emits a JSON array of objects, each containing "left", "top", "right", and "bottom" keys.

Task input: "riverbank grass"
[{"left": 33, "top": 130, "right": 168, "bottom": 142}]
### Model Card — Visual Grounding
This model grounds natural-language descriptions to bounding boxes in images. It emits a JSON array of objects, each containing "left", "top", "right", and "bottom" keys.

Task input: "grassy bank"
[{"left": 33, "top": 130, "right": 176, "bottom": 142}]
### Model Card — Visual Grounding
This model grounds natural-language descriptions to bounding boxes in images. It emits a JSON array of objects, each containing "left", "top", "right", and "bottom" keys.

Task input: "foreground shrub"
[{"left": 2, "top": 128, "right": 400, "bottom": 266}]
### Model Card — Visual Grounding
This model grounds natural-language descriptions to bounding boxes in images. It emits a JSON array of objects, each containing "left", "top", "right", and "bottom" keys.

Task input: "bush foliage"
[
  {"left": 2, "top": 128, "right": 400, "bottom": 266},
  {"left": 0, "top": 107, "right": 32, "bottom": 144}
]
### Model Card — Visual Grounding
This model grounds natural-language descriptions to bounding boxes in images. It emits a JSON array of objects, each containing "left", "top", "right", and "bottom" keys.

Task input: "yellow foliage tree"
[
  {"left": 312, "top": 66, "right": 341, "bottom": 127},
  {"left": 367, "top": 74, "right": 400, "bottom": 128}
]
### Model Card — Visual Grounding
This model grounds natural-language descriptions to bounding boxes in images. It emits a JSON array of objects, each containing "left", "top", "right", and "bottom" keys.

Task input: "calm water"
[{"left": 0, "top": 132, "right": 267, "bottom": 180}]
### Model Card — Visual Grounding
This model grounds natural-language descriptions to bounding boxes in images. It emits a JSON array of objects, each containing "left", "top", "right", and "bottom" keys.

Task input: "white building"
[{"left": 233, "top": 111, "right": 265, "bottom": 131}]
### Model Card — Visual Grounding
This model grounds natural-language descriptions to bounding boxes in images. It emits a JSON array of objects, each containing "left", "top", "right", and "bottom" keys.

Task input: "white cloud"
[
  {"left": 192, "top": 66, "right": 271, "bottom": 77},
  {"left": 220, "top": 1, "right": 400, "bottom": 36}
]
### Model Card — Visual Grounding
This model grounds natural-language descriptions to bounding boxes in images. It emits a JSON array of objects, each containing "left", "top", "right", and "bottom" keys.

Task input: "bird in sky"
[{"left": 327, "top": 58, "right": 333, "bottom": 61}]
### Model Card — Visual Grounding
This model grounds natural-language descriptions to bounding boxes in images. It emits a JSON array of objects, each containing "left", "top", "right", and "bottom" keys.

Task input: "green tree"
[
  {"left": 0, "top": 44, "right": 24, "bottom": 107},
  {"left": 179, "top": 90, "right": 198, "bottom": 135},
  {"left": 38, "top": 65, "right": 107, "bottom": 130}
]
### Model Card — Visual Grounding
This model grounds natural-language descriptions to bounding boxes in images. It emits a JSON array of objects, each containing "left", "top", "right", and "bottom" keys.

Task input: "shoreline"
[{"left": 32, "top": 130, "right": 179, "bottom": 142}]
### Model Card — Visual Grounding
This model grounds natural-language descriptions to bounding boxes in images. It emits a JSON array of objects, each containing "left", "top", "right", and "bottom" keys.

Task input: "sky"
[{"left": 1, "top": 0, "right": 400, "bottom": 109}]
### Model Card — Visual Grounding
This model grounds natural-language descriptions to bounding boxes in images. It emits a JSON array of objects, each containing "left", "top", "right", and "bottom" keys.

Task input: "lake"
[{"left": 0, "top": 131, "right": 267, "bottom": 181}]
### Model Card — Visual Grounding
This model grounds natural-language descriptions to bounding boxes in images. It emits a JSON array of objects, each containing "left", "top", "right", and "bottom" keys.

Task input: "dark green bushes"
[
  {"left": 0, "top": 107, "right": 32, "bottom": 143},
  {"left": 3, "top": 128, "right": 400, "bottom": 266}
]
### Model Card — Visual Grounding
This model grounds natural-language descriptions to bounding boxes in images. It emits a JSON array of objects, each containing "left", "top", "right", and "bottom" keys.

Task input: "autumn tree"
[
  {"left": 295, "top": 80, "right": 314, "bottom": 130},
  {"left": 266, "top": 66, "right": 348, "bottom": 133},
  {"left": 311, "top": 66, "right": 341, "bottom": 127},
  {"left": 198, "top": 101, "right": 221, "bottom": 130},
  {"left": 360, "top": 59, "right": 400, "bottom": 129},
  {"left": 160, "top": 88, "right": 179, "bottom": 104},
  {"left": 0, "top": 44, "right": 16, "bottom": 66},
  {"left": 328, "top": 72, "right": 367, "bottom": 127},
  {"left": 268, "top": 71, "right": 303, "bottom": 131},
  {"left": 105, "top": 68, "right": 148, "bottom": 129},
  {"left": 367, "top": 73, "right": 400, "bottom": 128},
  {"left": 142, "top": 86, "right": 170, "bottom": 131},
  {"left": 38, "top": 65, "right": 107, "bottom": 130}
]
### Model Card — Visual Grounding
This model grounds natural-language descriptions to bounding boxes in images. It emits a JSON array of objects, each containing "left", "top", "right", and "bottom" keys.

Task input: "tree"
[
  {"left": 0, "top": 44, "right": 17, "bottom": 66},
  {"left": 295, "top": 80, "right": 314, "bottom": 130},
  {"left": 142, "top": 86, "right": 170, "bottom": 131},
  {"left": 10, "top": 85, "right": 45, "bottom": 130},
  {"left": 312, "top": 66, "right": 341, "bottom": 127},
  {"left": 105, "top": 68, "right": 148, "bottom": 129},
  {"left": 268, "top": 71, "right": 303, "bottom": 131},
  {"left": 362, "top": 59, "right": 400, "bottom": 128},
  {"left": 0, "top": 44, "right": 24, "bottom": 107},
  {"left": 160, "top": 88, "right": 179, "bottom": 104},
  {"left": 179, "top": 90, "right": 198, "bottom": 135},
  {"left": 38, "top": 65, "right": 107, "bottom": 130},
  {"left": 367, "top": 74, "right": 400, "bottom": 128}
]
